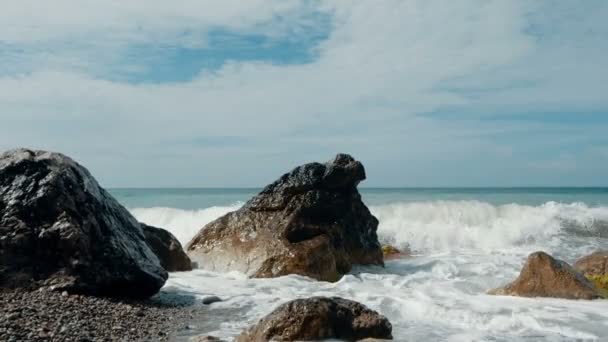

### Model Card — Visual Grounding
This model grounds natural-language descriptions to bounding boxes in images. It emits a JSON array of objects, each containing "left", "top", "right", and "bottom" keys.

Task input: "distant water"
[{"left": 110, "top": 188, "right": 608, "bottom": 341}]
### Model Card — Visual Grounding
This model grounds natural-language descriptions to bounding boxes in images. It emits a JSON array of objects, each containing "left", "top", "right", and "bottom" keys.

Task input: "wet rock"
[
  {"left": 187, "top": 154, "right": 383, "bottom": 281},
  {"left": 191, "top": 336, "right": 225, "bottom": 342},
  {"left": 0, "top": 148, "right": 167, "bottom": 297},
  {"left": 574, "top": 250, "right": 608, "bottom": 296},
  {"left": 489, "top": 251, "right": 602, "bottom": 300},
  {"left": 237, "top": 297, "right": 393, "bottom": 341},
  {"left": 142, "top": 223, "right": 192, "bottom": 272},
  {"left": 382, "top": 245, "right": 407, "bottom": 260},
  {"left": 574, "top": 250, "right": 608, "bottom": 276},
  {"left": 201, "top": 296, "right": 222, "bottom": 305}
]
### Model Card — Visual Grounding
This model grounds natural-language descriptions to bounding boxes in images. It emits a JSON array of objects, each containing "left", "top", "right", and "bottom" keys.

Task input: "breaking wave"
[{"left": 130, "top": 201, "right": 608, "bottom": 252}]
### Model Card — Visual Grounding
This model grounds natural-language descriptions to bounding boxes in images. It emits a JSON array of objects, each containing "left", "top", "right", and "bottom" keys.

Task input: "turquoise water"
[{"left": 110, "top": 187, "right": 608, "bottom": 209}]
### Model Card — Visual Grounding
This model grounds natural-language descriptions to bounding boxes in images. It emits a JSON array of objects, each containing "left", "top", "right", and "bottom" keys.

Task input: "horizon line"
[{"left": 106, "top": 186, "right": 608, "bottom": 190}]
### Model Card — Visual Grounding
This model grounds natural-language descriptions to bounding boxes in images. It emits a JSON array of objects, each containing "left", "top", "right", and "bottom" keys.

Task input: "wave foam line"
[{"left": 130, "top": 201, "right": 608, "bottom": 253}]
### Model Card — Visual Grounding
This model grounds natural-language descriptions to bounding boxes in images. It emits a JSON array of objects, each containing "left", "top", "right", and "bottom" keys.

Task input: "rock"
[
  {"left": 236, "top": 297, "right": 393, "bottom": 341},
  {"left": 142, "top": 224, "right": 192, "bottom": 272},
  {"left": 574, "top": 250, "right": 608, "bottom": 296},
  {"left": 187, "top": 154, "right": 383, "bottom": 281},
  {"left": 488, "top": 251, "right": 602, "bottom": 300},
  {"left": 0, "top": 149, "right": 167, "bottom": 297},
  {"left": 191, "top": 336, "right": 225, "bottom": 342},
  {"left": 382, "top": 245, "right": 407, "bottom": 260},
  {"left": 201, "top": 296, "right": 222, "bottom": 305}
]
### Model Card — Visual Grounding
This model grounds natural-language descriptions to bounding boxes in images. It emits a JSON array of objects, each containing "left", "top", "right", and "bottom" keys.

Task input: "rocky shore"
[{"left": 0, "top": 288, "right": 203, "bottom": 342}]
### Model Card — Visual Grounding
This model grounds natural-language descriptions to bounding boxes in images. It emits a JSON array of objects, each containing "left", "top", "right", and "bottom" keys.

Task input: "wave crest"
[
  {"left": 130, "top": 203, "right": 242, "bottom": 245},
  {"left": 129, "top": 201, "right": 608, "bottom": 253}
]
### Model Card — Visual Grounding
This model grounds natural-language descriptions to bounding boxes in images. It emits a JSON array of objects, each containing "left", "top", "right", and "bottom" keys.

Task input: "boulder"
[
  {"left": 187, "top": 154, "right": 383, "bottom": 281},
  {"left": 0, "top": 149, "right": 167, "bottom": 297},
  {"left": 236, "top": 297, "right": 393, "bottom": 341},
  {"left": 488, "top": 251, "right": 601, "bottom": 300},
  {"left": 574, "top": 250, "right": 608, "bottom": 296},
  {"left": 142, "top": 223, "right": 192, "bottom": 272}
]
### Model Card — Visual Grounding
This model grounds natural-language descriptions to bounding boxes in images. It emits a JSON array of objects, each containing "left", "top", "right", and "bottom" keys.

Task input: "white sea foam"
[
  {"left": 131, "top": 200, "right": 608, "bottom": 252},
  {"left": 372, "top": 200, "right": 608, "bottom": 253},
  {"left": 128, "top": 201, "right": 608, "bottom": 341},
  {"left": 130, "top": 203, "right": 242, "bottom": 246}
]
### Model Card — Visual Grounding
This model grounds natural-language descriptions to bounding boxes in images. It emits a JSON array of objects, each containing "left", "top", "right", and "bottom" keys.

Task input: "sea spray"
[
  {"left": 131, "top": 200, "right": 608, "bottom": 253},
  {"left": 131, "top": 203, "right": 242, "bottom": 245}
]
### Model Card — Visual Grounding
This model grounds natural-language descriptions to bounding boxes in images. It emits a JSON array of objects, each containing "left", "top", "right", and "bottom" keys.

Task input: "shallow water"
[{"left": 111, "top": 188, "right": 608, "bottom": 341}]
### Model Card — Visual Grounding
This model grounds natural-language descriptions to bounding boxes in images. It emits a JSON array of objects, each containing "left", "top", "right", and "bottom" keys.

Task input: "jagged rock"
[
  {"left": 0, "top": 149, "right": 167, "bottom": 297},
  {"left": 142, "top": 224, "right": 192, "bottom": 272},
  {"left": 489, "top": 251, "right": 601, "bottom": 300},
  {"left": 236, "top": 297, "right": 393, "bottom": 341},
  {"left": 187, "top": 154, "right": 383, "bottom": 281}
]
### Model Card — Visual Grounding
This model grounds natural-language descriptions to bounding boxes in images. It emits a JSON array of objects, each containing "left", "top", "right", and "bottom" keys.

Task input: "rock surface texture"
[
  {"left": 0, "top": 149, "right": 167, "bottom": 297},
  {"left": 489, "top": 251, "right": 601, "bottom": 300},
  {"left": 574, "top": 250, "right": 608, "bottom": 296},
  {"left": 142, "top": 223, "right": 192, "bottom": 272},
  {"left": 236, "top": 297, "right": 393, "bottom": 341},
  {"left": 574, "top": 250, "right": 608, "bottom": 276},
  {"left": 187, "top": 154, "right": 383, "bottom": 281}
]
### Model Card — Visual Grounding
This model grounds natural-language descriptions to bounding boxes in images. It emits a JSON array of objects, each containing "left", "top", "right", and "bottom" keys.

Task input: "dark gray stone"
[
  {"left": 0, "top": 148, "right": 167, "bottom": 298},
  {"left": 142, "top": 224, "right": 192, "bottom": 272}
]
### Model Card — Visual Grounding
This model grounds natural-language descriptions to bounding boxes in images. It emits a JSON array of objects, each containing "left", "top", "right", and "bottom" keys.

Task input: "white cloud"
[{"left": 0, "top": 0, "right": 606, "bottom": 186}]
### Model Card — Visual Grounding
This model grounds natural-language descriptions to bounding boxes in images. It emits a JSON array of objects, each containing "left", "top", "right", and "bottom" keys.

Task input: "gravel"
[{"left": 0, "top": 288, "right": 206, "bottom": 341}]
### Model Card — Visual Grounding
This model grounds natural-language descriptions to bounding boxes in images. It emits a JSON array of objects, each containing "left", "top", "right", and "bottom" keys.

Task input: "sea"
[{"left": 110, "top": 187, "right": 608, "bottom": 341}]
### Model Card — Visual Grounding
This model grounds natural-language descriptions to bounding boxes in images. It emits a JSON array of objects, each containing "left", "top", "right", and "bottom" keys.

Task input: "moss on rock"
[{"left": 584, "top": 274, "right": 608, "bottom": 298}]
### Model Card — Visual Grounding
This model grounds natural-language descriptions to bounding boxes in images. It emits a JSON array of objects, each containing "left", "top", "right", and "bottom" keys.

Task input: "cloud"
[{"left": 0, "top": 0, "right": 607, "bottom": 187}]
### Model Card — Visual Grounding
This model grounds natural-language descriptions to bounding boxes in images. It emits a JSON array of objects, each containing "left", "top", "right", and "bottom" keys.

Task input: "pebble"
[{"left": 0, "top": 289, "right": 206, "bottom": 341}]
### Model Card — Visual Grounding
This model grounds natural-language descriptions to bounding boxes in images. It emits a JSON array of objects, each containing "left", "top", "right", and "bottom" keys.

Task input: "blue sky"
[{"left": 1, "top": 0, "right": 607, "bottom": 187}]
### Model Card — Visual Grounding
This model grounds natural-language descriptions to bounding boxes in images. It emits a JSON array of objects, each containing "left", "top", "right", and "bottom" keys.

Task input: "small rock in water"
[
  {"left": 237, "top": 296, "right": 393, "bottom": 341},
  {"left": 191, "top": 335, "right": 225, "bottom": 342},
  {"left": 202, "top": 296, "right": 222, "bottom": 305},
  {"left": 489, "top": 251, "right": 602, "bottom": 299}
]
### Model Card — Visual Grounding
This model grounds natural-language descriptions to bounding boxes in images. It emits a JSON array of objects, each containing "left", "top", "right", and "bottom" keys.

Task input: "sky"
[{"left": 1, "top": 0, "right": 607, "bottom": 187}]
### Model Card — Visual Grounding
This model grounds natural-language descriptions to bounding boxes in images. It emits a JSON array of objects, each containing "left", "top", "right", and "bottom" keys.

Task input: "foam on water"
[
  {"left": 130, "top": 200, "right": 608, "bottom": 341},
  {"left": 131, "top": 203, "right": 242, "bottom": 246}
]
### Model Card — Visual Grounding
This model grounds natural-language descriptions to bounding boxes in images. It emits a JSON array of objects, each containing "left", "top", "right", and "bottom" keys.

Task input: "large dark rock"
[
  {"left": 187, "top": 154, "right": 383, "bottom": 281},
  {"left": 0, "top": 149, "right": 167, "bottom": 297},
  {"left": 489, "top": 251, "right": 602, "bottom": 300},
  {"left": 236, "top": 297, "right": 393, "bottom": 341},
  {"left": 142, "top": 223, "right": 192, "bottom": 272}
]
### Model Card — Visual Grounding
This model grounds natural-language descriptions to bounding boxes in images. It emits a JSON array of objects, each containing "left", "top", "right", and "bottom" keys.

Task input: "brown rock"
[
  {"left": 488, "top": 251, "right": 601, "bottom": 300},
  {"left": 574, "top": 250, "right": 608, "bottom": 276},
  {"left": 187, "top": 154, "right": 383, "bottom": 281},
  {"left": 574, "top": 250, "right": 608, "bottom": 296},
  {"left": 142, "top": 224, "right": 192, "bottom": 272},
  {"left": 382, "top": 245, "right": 407, "bottom": 260},
  {"left": 236, "top": 297, "right": 393, "bottom": 341}
]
